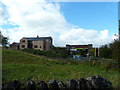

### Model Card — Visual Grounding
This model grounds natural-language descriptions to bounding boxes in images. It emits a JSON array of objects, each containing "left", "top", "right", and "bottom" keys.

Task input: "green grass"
[{"left": 2, "top": 49, "right": 119, "bottom": 88}]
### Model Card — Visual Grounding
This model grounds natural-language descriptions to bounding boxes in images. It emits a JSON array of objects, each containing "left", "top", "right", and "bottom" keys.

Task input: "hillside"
[{"left": 2, "top": 49, "right": 119, "bottom": 88}]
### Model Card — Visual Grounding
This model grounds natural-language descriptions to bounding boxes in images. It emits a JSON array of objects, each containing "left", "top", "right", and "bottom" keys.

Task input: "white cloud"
[
  {"left": 49, "top": 0, "right": 119, "bottom": 2},
  {"left": 112, "top": 34, "right": 119, "bottom": 40},
  {"left": 0, "top": 2, "right": 7, "bottom": 25},
  {"left": 59, "top": 28, "right": 112, "bottom": 47},
  {"left": 1, "top": 0, "right": 114, "bottom": 47}
]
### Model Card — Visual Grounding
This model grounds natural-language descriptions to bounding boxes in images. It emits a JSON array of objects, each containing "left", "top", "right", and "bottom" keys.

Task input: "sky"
[
  {"left": 0, "top": 0, "right": 118, "bottom": 47},
  {"left": 118, "top": 1, "right": 120, "bottom": 20}
]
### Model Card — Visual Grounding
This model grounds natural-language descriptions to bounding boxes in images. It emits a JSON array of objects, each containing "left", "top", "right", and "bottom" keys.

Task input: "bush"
[
  {"left": 99, "top": 44, "right": 112, "bottom": 59},
  {"left": 99, "top": 39, "right": 120, "bottom": 61},
  {"left": 112, "top": 40, "right": 120, "bottom": 62},
  {"left": 23, "top": 49, "right": 67, "bottom": 58}
]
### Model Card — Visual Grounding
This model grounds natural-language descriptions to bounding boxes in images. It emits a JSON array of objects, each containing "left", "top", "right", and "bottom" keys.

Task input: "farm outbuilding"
[{"left": 9, "top": 42, "right": 19, "bottom": 50}]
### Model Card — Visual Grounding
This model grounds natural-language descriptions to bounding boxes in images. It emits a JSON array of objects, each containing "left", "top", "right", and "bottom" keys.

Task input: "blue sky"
[
  {"left": 2, "top": 2, "right": 118, "bottom": 34},
  {"left": 0, "top": 1, "right": 118, "bottom": 47},
  {"left": 60, "top": 2, "right": 118, "bottom": 36},
  {"left": 118, "top": 1, "right": 120, "bottom": 20}
]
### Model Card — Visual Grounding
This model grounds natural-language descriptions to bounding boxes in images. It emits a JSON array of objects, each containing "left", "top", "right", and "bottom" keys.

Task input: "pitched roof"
[
  {"left": 66, "top": 44, "right": 92, "bottom": 49},
  {"left": 22, "top": 36, "right": 52, "bottom": 41},
  {"left": 10, "top": 42, "right": 20, "bottom": 45}
]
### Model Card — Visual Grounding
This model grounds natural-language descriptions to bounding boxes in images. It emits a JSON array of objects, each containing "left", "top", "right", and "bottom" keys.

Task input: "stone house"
[
  {"left": 19, "top": 36, "right": 52, "bottom": 50},
  {"left": 9, "top": 42, "right": 19, "bottom": 50}
]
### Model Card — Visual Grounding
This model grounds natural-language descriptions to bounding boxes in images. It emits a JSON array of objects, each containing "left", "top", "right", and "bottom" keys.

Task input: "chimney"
[{"left": 37, "top": 35, "right": 39, "bottom": 38}]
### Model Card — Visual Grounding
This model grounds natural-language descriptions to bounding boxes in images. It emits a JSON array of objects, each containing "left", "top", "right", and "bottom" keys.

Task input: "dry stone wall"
[{"left": 2, "top": 75, "right": 113, "bottom": 90}]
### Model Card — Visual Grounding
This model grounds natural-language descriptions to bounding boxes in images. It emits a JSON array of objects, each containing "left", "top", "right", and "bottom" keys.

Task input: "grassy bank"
[{"left": 2, "top": 49, "right": 119, "bottom": 88}]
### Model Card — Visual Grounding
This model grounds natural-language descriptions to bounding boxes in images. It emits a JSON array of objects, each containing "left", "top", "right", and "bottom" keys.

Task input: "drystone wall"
[{"left": 2, "top": 75, "right": 113, "bottom": 90}]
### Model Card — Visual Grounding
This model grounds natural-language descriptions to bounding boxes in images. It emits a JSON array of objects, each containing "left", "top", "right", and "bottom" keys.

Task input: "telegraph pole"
[
  {"left": 95, "top": 47, "right": 99, "bottom": 58},
  {"left": 118, "top": 20, "right": 120, "bottom": 41},
  {"left": 118, "top": 1, "right": 120, "bottom": 41}
]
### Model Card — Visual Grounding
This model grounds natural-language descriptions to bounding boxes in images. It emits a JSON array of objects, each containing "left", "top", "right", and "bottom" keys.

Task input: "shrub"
[{"left": 23, "top": 49, "right": 67, "bottom": 58}]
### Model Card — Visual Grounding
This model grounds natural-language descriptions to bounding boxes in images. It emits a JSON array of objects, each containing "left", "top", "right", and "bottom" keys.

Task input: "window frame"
[
  {"left": 34, "top": 45, "right": 38, "bottom": 48},
  {"left": 22, "top": 40, "right": 25, "bottom": 43},
  {"left": 22, "top": 45, "right": 25, "bottom": 48}
]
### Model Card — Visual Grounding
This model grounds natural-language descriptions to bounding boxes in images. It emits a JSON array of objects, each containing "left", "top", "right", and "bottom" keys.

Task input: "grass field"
[{"left": 2, "top": 49, "right": 119, "bottom": 88}]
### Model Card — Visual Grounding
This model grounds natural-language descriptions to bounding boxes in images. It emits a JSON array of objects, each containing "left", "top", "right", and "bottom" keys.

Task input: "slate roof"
[
  {"left": 10, "top": 42, "right": 20, "bottom": 45},
  {"left": 23, "top": 37, "right": 52, "bottom": 41}
]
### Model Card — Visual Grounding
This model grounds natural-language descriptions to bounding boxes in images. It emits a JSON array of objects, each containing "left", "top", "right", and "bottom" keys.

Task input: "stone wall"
[
  {"left": 32, "top": 40, "right": 44, "bottom": 50},
  {"left": 2, "top": 75, "right": 113, "bottom": 90},
  {"left": 45, "top": 38, "right": 52, "bottom": 50},
  {"left": 19, "top": 38, "right": 28, "bottom": 49}
]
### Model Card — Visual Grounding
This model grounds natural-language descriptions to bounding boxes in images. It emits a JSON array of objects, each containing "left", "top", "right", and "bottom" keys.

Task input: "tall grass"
[{"left": 2, "top": 49, "right": 119, "bottom": 88}]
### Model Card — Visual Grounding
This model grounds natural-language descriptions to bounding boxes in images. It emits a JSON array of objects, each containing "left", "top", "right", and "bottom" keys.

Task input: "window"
[
  {"left": 34, "top": 45, "right": 38, "bottom": 48},
  {"left": 22, "top": 40, "right": 25, "bottom": 43},
  {"left": 40, "top": 46, "right": 41, "bottom": 48},
  {"left": 44, "top": 45, "right": 45, "bottom": 49},
  {"left": 49, "top": 40, "right": 52, "bottom": 44},
  {"left": 22, "top": 45, "right": 25, "bottom": 48}
]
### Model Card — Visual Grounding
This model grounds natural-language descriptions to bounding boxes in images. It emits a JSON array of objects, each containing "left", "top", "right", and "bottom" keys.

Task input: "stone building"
[
  {"left": 66, "top": 44, "right": 93, "bottom": 57},
  {"left": 66, "top": 44, "right": 92, "bottom": 51},
  {"left": 19, "top": 36, "right": 52, "bottom": 50},
  {"left": 9, "top": 42, "right": 19, "bottom": 50}
]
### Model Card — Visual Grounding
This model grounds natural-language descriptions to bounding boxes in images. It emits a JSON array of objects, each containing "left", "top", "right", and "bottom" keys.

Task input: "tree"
[
  {"left": 99, "top": 44, "right": 112, "bottom": 59},
  {"left": 99, "top": 39, "right": 120, "bottom": 63},
  {"left": 112, "top": 39, "right": 120, "bottom": 62},
  {"left": 0, "top": 31, "right": 9, "bottom": 47},
  {"left": 2, "top": 37, "right": 9, "bottom": 47}
]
